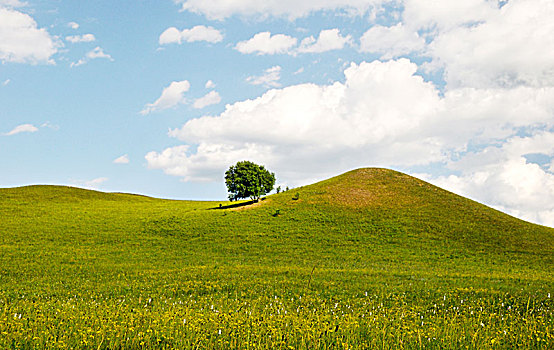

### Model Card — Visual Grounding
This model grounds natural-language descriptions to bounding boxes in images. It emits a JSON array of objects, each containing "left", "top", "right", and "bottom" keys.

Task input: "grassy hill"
[{"left": 1, "top": 168, "right": 552, "bottom": 349}]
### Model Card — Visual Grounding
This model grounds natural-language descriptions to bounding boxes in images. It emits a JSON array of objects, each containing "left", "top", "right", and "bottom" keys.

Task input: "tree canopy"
[{"left": 225, "top": 161, "right": 275, "bottom": 201}]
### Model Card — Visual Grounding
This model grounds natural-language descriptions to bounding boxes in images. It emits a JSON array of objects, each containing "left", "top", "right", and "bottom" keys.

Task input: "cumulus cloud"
[
  {"left": 141, "top": 80, "right": 191, "bottom": 115},
  {"left": 360, "top": 23, "right": 425, "bottom": 59},
  {"left": 205, "top": 80, "right": 216, "bottom": 89},
  {"left": 71, "top": 46, "right": 113, "bottom": 67},
  {"left": 235, "top": 32, "right": 297, "bottom": 55},
  {"left": 65, "top": 34, "right": 96, "bottom": 43},
  {"left": 148, "top": 59, "right": 443, "bottom": 182},
  {"left": 159, "top": 25, "right": 223, "bottom": 45},
  {"left": 395, "top": 0, "right": 554, "bottom": 89},
  {"left": 113, "top": 154, "right": 130, "bottom": 164},
  {"left": 298, "top": 28, "right": 352, "bottom": 53},
  {"left": 146, "top": 58, "right": 554, "bottom": 225},
  {"left": 67, "top": 21, "right": 79, "bottom": 29},
  {"left": 0, "top": 7, "right": 59, "bottom": 64},
  {"left": 403, "top": 0, "right": 498, "bottom": 32},
  {"left": 146, "top": 144, "right": 276, "bottom": 182},
  {"left": 87, "top": 46, "right": 112, "bottom": 60},
  {"left": 236, "top": 30, "right": 353, "bottom": 55},
  {"left": 246, "top": 66, "right": 282, "bottom": 88},
  {"left": 425, "top": 0, "right": 554, "bottom": 88},
  {"left": 2, "top": 79, "right": 9, "bottom": 86},
  {"left": 3, "top": 123, "right": 38, "bottom": 136},
  {"left": 193, "top": 90, "right": 222, "bottom": 109},
  {"left": 423, "top": 132, "right": 554, "bottom": 227},
  {"left": 173, "top": 0, "right": 378, "bottom": 20}
]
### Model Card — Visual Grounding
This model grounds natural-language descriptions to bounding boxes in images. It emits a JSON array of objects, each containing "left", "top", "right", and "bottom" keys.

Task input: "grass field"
[{"left": 1, "top": 168, "right": 553, "bottom": 349}]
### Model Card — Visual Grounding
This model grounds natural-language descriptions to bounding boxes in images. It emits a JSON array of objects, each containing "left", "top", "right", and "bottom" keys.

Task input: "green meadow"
[{"left": 0, "top": 168, "right": 552, "bottom": 349}]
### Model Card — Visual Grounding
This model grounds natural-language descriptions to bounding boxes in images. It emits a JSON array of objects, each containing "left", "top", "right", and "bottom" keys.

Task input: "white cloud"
[
  {"left": 403, "top": 0, "right": 498, "bottom": 31},
  {"left": 398, "top": 0, "right": 554, "bottom": 89},
  {"left": 113, "top": 154, "right": 130, "bottom": 164},
  {"left": 83, "top": 177, "right": 108, "bottom": 189},
  {"left": 173, "top": 0, "right": 378, "bottom": 20},
  {"left": 0, "top": 7, "right": 59, "bottom": 64},
  {"left": 424, "top": 132, "right": 554, "bottom": 227},
  {"left": 298, "top": 29, "right": 352, "bottom": 53},
  {"left": 159, "top": 25, "right": 223, "bottom": 45},
  {"left": 158, "top": 27, "right": 181, "bottom": 45},
  {"left": 40, "top": 121, "right": 59, "bottom": 131},
  {"left": 148, "top": 59, "right": 442, "bottom": 183},
  {"left": 65, "top": 34, "right": 96, "bottom": 43},
  {"left": 425, "top": 0, "right": 554, "bottom": 88},
  {"left": 434, "top": 86, "right": 554, "bottom": 150},
  {"left": 205, "top": 80, "right": 216, "bottom": 89},
  {"left": 235, "top": 32, "right": 297, "bottom": 55},
  {"left": 87, "top": 46, "right": 112, "bottom": 60},
  {"left": 0, "top": 0, "right": 27, "bottom": 8},
  {"left": 193, "top": 90, "right": 221, "bottom": 109},
  {"left": 141, "top": 80, "right": 191, "bottom": 115},
  {"left": 146, "top": 144, "right": 275, "bottom": 182},
  {"left": 246, "top": 66, "right": 282, "bottom": 88},
  {"left": 236, "top": 30, "right": 353, "bottom": 56},
  {"left": 3, "top": 123, "right": 38, "bottom": 136},
  {"left": 67, "top": 21, "right": 79, "bottom": 29},
  {"left": 2, "top": 79, "right": 9, "bottom": 86},
  {"left": 360, "top": 23, "right": 425, "bottom": 59},
  {"left": 70, "top": 59, "right": 86, "bottom": 67},
  {"left": 71, "top": 46, "right": 113, "bottom": 67}
]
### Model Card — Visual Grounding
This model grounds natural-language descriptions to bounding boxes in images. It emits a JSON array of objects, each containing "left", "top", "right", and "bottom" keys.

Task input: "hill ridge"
[{"left": 1, "top": 168, "right": 553, "bottom": 231}]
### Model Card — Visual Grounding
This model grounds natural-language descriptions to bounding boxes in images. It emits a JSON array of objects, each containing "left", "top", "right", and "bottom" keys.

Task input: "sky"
[{"left": 1, "top": 0, "right": 554, "bottom": 227}]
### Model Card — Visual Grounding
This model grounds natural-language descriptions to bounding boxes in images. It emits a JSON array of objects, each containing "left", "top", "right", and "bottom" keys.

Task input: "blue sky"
[{"left": 1, "top": 0, "right": 554, "bottom": 227}]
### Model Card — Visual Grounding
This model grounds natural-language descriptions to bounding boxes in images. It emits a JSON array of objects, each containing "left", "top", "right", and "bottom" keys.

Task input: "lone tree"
[{"left": 225, "top": 161, "right": 275, "bottom": 202}]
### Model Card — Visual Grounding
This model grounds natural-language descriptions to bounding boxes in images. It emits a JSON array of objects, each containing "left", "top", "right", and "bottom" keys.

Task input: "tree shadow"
[{"left": 209, "top": 200, "right": 259, "bottom": 210}]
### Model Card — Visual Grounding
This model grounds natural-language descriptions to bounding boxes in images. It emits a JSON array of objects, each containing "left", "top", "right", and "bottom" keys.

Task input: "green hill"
[{"left": 1, "top": 168, "right": 552, "bottom": 349}]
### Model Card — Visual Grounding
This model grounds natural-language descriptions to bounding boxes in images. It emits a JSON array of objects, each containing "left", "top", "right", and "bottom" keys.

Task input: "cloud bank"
[{"left": 146, "top": 58, "right": 554, "bottom": 225}]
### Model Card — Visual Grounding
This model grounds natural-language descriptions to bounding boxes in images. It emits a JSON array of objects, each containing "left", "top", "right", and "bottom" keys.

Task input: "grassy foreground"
[{"left": 0, "top": 168, "right": 553, "bottom": 349}]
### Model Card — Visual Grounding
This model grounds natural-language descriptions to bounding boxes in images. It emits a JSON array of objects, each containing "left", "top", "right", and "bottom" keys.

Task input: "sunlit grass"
[
  {"left": 1, "top": 169, "right": 553, "bottom": 348},
  {"left": 2, "top": 288, "right": 552, "bottom": 349}
]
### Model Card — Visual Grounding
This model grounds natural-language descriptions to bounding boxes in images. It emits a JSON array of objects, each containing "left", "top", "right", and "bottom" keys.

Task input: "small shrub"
[{"left": 292, "top": 192, "right": 300, "bottom": 201}]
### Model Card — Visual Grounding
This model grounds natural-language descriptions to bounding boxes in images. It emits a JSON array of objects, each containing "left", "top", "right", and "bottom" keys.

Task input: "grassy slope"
[{"left": 1, "top": 169, "right": 553, "bottom": 348}]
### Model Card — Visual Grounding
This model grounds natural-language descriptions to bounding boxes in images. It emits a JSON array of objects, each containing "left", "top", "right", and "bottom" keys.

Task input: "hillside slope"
[
  {"left": 0, "top": 169, "right": 553, "bottom": 348},
  {"left": 218, "top": 167, "right": 554, "bottom": 279},
  {"left": 270, "top": 168, "right": 553, "bottom": 257},
  {"left": 1, "top": 168, "right": 551, "bottom": 286}
]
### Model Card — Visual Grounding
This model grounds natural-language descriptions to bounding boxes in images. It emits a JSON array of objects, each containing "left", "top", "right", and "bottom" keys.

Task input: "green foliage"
[
  {"left": 225, "top": 160, "right": 275, "bottom": 201},
  {"left": 0, "top": 169, "right": 553, "bottom": 349}
]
